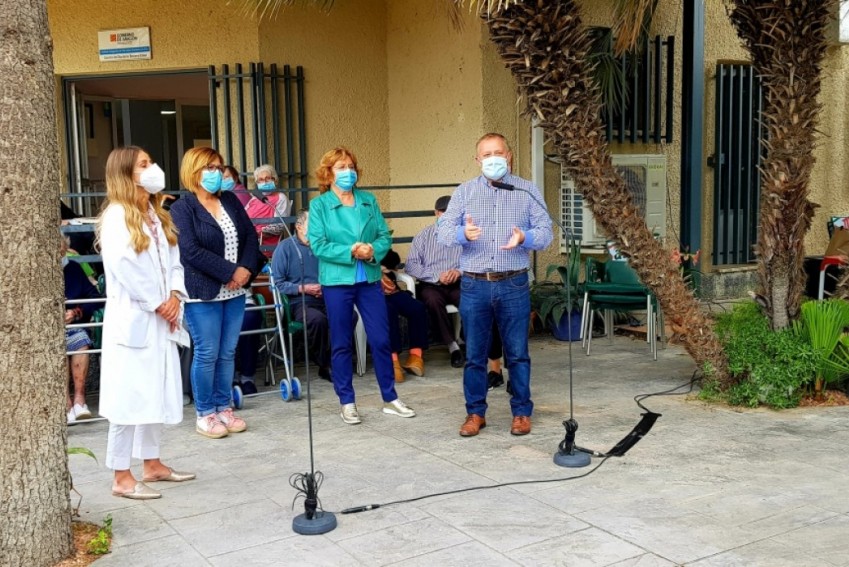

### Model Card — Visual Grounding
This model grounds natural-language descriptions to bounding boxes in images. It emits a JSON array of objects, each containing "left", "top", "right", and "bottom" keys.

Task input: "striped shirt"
[
  {"left": 436, "top": 173, "right": 553, "bottom": 273},
  {"left": 404, "top": 222, "right": 462, "bottom": 284}
]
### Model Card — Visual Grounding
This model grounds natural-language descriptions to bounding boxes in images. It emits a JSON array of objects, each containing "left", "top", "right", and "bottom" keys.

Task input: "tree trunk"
[
  {"left": 728, "top": 0, "right": 831, "bottom": 329},
  {"left": 483, "top": 0, "right": 731, "bottom": 385},
  {"left": 0, "top": 1, "right": 74, "bottom": 565}
]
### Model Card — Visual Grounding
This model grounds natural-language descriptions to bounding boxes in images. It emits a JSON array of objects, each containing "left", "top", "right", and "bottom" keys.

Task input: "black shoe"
[
  {"left": 450, "top": 349, "right": 465, "bottom": 368},
  {"left": 318, "top": 366, "right": 332, "bottom": 382},
  {"left": 506, "top": 379, "right": 514, "bottom": 396},
  {"left": 487, "top": 371, "right": 504, "bottom": 391},
  {"left": 240, "top": 381, "right": 258, "bottom": 395}
]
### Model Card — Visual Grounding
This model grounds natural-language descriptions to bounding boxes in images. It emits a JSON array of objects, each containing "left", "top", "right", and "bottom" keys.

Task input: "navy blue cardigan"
[{"left": 170, "top": 191, "right": 262, "bottom": 301}]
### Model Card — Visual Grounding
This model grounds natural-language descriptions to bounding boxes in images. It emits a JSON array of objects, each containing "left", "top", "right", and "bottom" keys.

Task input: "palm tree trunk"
[
  {"left": 483, "top": 0, "right": 731, "bottom": 385},
  {"left": 728, "top": 0, "right": 832, "bottom": 329},
  {"left": 0, "top": 1, "right": 74, "bottom": 565}
]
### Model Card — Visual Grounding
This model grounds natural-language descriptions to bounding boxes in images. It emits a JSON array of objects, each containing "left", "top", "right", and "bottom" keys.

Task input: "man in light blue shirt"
[{"left": 437, "top": 133, "right": 552, "bottom": 437}]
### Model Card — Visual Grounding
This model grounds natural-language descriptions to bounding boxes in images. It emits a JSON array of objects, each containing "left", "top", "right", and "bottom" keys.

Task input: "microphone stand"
[
  {"left": 491, "top": 180, "right": 591, "bottom": 468},
  {"left": 278, "top": 211, "right": 337, "bottom": 534}
]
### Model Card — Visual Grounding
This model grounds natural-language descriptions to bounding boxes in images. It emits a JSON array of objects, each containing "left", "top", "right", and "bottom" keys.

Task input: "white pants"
[{"left": 105, "top": 423, "right": 162, "bottom": 471}]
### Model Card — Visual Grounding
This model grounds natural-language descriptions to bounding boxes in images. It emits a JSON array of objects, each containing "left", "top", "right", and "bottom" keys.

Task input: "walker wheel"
[
  {"left": 232, "top": 384, "right": 244, "bottom": 409},
  {"left": 291, "top": 377, "right": 302, "bottom": 400},
  {"left": 279, "top": 379, "right": 292, "bottom": 402}
]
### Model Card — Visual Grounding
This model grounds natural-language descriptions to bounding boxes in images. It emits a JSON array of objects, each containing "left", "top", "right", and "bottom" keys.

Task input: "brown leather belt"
[{"left": 463, "top": 269, "right": 527, "bottom": 282}]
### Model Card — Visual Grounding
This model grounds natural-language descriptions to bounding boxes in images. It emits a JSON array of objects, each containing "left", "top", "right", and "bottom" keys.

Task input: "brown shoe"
[
  {"left": 510, "top": 415, "right": 531, "bottom": 436},
  {"left": 459, "top": 414, "right": 486, "bottom": 437},
  {"left": 393, "top": 359, "right": 405, "bottom": 383},
  {"left": 401, "top": 354, "right": 425, "bottom": 377}
]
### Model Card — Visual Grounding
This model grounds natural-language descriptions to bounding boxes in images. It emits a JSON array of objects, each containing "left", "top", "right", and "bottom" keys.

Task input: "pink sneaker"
[
  {"left": 196, "top": 414, "right": 228, "bottom": 439},
  {"left": 217, "top": 408, "right": 247, "bottom": 433}
]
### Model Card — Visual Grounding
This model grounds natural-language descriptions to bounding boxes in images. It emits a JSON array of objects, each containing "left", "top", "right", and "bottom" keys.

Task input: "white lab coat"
[{"left": 99, "top": 204, "right": 188, "bottom": 425}]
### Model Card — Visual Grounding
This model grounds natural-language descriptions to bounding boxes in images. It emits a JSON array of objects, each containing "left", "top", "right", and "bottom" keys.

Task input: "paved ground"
[{"left": 68, "top": 334, "right": 849, "bottom": 566}]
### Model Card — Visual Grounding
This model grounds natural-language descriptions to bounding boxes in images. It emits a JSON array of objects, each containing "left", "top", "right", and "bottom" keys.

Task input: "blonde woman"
[
  {"left": 98, "top": 146, "right": 194, "bottom": 500},
  {"left": 170, "top": 147, "right": 261, "bottom": 439}
]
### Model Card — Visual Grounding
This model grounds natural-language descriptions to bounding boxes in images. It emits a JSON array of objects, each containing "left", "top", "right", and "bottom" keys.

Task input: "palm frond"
[
  {"left": 235, "top": 0, "right": 335, "bottom": 20},
  {"left": 612, "top": 0, "right": 658, "bottom": 56}
]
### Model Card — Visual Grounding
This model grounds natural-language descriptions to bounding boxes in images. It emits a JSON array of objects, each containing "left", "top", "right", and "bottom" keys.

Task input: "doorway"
[{"left": 61, "top": 70, "right": 209, "bottom": 216}]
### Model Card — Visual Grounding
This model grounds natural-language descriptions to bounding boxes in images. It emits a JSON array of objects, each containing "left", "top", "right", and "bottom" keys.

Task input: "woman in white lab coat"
[{"left": 98, "top": 146, "right": 195, "bottom": 500}]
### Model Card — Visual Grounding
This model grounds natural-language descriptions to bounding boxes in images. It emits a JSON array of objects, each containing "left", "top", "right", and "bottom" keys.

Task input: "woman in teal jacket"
[{"left": 308, "top": 147, "right": 416, "bottom": 425}]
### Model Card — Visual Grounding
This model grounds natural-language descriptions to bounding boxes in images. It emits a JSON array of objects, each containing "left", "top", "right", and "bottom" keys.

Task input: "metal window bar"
[
  {"left": 605, "top": 35, "right": 675, "bottom": 144},
  {"left": 208, "top": 62, "right": 308, "bottom": 207},
  {"left": 712, "top": 63, "right": 762, "bottom": 266}
]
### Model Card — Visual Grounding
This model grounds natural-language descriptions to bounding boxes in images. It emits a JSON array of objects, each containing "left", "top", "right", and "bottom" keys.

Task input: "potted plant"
[{"left": 536, "top": 236, "right": 583, "bottom": 341}]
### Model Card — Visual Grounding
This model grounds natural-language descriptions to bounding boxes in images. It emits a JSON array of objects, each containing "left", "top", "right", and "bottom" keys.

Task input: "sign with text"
[
  {"left": 98, "top": 27, "right": 151, "bottom": 62},
  {"left": 841, "top": 1, "right": 849, "bottom": 43}
]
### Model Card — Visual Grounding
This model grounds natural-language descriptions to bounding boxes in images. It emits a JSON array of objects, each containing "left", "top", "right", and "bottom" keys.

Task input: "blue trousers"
[
  {"left": 322, "top": 281, "right": 398, "bottom": 405},
  {"left": 184, "top": 296, "right": 246, "bottom": 417},
  {"left": 459, "top": 272, "right": 532, "bottom": 417}
]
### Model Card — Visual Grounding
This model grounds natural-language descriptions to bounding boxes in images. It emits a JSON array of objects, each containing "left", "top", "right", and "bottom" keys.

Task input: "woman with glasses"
[
  {"left": 307, "top": 146, "right": 416, "bottom": 425},
  {"left": 170, "top": 147, "right": 261, "bottom": 439},
  {"left": 98, "top": 146, "right": 194, "bottom": 499},
  {"left": 244, "top": 164, "right": 291, "bottom": 256}
]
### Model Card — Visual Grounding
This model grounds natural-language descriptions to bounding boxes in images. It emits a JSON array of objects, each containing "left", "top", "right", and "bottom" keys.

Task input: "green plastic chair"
[{"left": 581, "top": 258, "right": 663, "bottom": 359}]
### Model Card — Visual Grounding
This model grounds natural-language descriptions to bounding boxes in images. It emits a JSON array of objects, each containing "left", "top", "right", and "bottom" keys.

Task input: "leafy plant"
[
  {"left": 68, "top": 446, "right": 97, "bottom": 516},
  {"left": 708, "top": 301, "right": 815, "bottom": 408},
  {"left": 793, "top": 299, "right": 849, "bottom": 395},
  {"left": 87, "top": 514, "right": 113, "bottom": 555},
  {"left": 536, "top": 236, "right": 581, "bottom": 328}
]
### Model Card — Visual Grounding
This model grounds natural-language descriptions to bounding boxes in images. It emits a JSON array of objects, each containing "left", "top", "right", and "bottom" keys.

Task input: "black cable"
[
  {"left": 341, "top": 371, "right": 702, "bottom": 515},
  {"left": 341, "top": 456, "right": 612, "bottom": 514}
]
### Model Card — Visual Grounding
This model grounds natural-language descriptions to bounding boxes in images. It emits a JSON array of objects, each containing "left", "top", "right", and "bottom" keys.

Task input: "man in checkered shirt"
[{"left": 437, "top": 133, "right": 552, "bottom": 438}]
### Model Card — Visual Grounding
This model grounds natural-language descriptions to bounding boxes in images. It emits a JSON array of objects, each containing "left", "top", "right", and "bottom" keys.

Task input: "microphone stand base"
[
  {"left": 553, "top": 450, "right": 591, "bottom": 468},
  {"left": 293, "top": 511, "right": 337, "bottom": 535}
]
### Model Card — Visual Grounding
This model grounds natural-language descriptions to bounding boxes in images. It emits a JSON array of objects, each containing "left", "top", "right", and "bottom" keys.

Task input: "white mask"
[{"left": 139, "top": 163, "right": 166, "bottom": 194}]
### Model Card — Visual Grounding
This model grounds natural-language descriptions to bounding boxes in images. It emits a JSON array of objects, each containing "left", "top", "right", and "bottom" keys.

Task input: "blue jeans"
[
  {"left": 323, "top": 281, "right": 398, "bottom": 405},
  {"left": 184, "top": 296, "right": 246, "bottom": 417},
  {"left": 459, "top": 271, "right": 532, "bottom": 417}
]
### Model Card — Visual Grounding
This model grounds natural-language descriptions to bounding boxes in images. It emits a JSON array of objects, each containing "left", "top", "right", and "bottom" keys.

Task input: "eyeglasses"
[{"left": 198, "top": 164, "right": 225, "bottom": 173}]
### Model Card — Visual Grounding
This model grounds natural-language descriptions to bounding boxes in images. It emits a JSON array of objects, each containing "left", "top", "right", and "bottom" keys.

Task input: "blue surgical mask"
[
  {"left": 436, "top": 216, "right": 444, "bottom": 226},
  {"left": 221, "top": 177, "right": 236, "bottom": 191},
  {"left": 481, "top": 156, "right": 509, "bottom": 181},
  {"left": 334, "top": 169, "right": 357, "bottom": 191},
  {"left": 201, "top": 170, "right": 223, "bottom": 193},
  {"left": 257, "top": 181, "right": 276, "bottom": 192}
]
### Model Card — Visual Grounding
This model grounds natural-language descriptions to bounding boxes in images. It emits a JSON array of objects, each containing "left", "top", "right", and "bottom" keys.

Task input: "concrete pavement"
[{"left": 67, "top": 334, "right": 849, "bottom": 566}]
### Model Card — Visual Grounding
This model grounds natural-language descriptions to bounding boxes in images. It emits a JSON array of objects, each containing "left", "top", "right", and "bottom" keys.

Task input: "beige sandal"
[{"left": 111, "top": 481, "right": 161, "bottom": 500}]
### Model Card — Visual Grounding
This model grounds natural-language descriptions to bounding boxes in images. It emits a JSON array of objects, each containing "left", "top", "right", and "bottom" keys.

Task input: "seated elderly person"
[
  {"left": 62, "top": 234, "right": 103, "bottom": 423},
  {"left": 404, "top": 195, "right": 465, "bottom": 367},
  {"left": 245, "top": 164, "right": 292, "bottom": 255},
  {"left": 271, "top": 209, "right": 332, "bottom": 381},
  {"left": 381, "top": 249, "right": 429, "bottom": 381}
]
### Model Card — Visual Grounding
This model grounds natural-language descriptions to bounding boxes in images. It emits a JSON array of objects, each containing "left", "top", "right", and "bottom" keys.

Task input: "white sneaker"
[
  {"left": 72, "top": 403, "right": 92, "bottom": 420},
  {"left": 383, "top": 399, "right": 416, "bottom": 418},
  {"left": 67, "top": 409, "right": 76, "bottom": 424},
  {"left": 196, "top": 414, "right": 229, "bottom": 439},
  {"left": 340, "top": 403, "right": 361, "bottom": 425}
]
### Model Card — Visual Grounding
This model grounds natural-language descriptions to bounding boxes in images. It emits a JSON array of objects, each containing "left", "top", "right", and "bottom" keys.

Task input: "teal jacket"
[{"left": 307, "top": 189, "right": 391, "bottom": 286}]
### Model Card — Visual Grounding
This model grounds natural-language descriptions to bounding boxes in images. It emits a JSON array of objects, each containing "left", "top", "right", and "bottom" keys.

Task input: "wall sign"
[
  {"left": 98, "top": 27, "right": 151, "bottom": 62},
  {"left": 841, "top": 0, "right": 849, "bottom": 43}
]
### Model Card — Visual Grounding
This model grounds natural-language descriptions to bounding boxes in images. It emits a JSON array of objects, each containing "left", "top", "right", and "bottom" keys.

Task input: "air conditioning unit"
[{"left": 560, "top": 154, "right": 667, "bottom": 252}]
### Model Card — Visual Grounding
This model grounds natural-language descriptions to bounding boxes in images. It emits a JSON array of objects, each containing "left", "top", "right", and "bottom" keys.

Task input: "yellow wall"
[
  {"left": 47, "top": 0, "right": 849, "bottom": 276},
  {"left": 48, "top": 0, "right": 259, "bottom": 72},
  {"left": 258, "top": 0, "right": 390, "bottom": 190}
]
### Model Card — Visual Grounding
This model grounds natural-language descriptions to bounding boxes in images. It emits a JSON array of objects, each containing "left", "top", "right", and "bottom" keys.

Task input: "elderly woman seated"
[{"left": 244, "top": 164, "right": 292, "bottom": 256}]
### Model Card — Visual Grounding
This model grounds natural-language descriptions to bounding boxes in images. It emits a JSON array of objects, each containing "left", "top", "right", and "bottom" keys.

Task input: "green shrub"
[
  {"left": 87, "top": 514, "right": 112, "bottom": 555},
  {"left": 707, "top": 301, "right": 815, "bottom": 408}
]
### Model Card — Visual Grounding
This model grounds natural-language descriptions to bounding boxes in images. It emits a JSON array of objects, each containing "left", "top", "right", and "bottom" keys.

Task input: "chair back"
[{"left": 604, "top": 261, "right": 642, "bottom": 286}]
